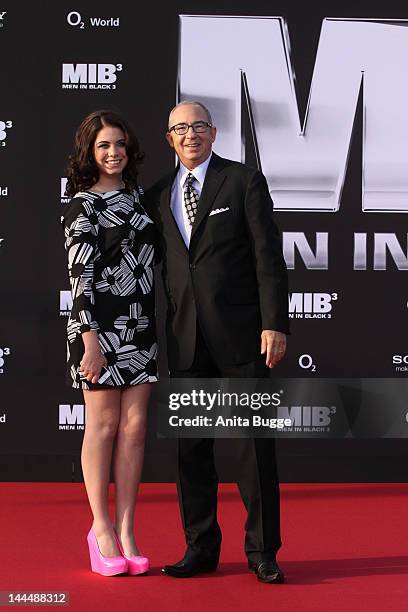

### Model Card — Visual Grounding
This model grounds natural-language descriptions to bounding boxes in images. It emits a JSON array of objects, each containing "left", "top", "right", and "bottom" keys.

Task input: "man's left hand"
[{"left": 261, "top": 330, "right": 287, "bottom": 368}]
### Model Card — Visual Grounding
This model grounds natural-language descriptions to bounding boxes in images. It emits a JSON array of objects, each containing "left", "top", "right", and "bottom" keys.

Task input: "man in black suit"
[{"left": 148, "top": 101, "right": 289, "bottom": 583}]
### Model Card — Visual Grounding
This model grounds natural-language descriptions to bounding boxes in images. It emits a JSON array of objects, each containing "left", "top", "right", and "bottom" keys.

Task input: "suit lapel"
[
  {"left": 191, "top": 153, "right": 226, "bottom": 241},
  {"left": 159, "top": 166, "right": 188, "bottom": 253}
]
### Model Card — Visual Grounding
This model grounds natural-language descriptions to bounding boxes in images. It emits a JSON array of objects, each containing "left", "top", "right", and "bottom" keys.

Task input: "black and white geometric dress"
[{"left": 61, "top": 188, "right": 158, "bottom": 389}]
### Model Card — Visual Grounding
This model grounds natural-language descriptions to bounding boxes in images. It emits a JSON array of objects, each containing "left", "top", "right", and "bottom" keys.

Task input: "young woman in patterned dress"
[{"left": 62, "top": 110, "right": 158, "bottom": 576}]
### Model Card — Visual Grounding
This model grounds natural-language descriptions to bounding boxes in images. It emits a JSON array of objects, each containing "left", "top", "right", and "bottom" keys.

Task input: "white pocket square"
[{"left": 209, "top": 207, "right": 230, "bottom": 216}]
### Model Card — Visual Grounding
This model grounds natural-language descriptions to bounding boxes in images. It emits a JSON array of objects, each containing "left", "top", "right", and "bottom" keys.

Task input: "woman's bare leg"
[
  {"left": 82, "top": 388, "right": 121, "bottom": 557},
  {"left": 113, "top": 384, "right": 152, "bottom": 556}
]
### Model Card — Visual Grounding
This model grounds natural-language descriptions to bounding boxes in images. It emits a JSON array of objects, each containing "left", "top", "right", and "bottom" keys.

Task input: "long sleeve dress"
[{"left": 61, "top": 188, "right": 158, "bottom": 389}]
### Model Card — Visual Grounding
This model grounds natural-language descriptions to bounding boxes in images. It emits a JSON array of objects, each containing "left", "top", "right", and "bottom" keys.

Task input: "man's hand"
[{"left": 261, "top": 330, "right": 287, "bottom": 368}]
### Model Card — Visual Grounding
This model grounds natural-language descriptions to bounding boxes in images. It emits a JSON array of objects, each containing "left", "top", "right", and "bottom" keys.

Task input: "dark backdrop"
[{"left": 0, "top": 1, "right": 407, "bottom": 481}]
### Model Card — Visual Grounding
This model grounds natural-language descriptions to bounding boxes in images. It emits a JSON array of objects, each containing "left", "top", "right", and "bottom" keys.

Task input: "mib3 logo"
[
  {"left": 392, "top": 355, "right": 408, "bottom": 373},
  {"left": 0, "top": 11, "right": 6, "bottom": 27},
  {"left": 277, "top": 406, "right": 336, "bottom": 433},
  {"left": 0, "top": 120, "right": 13, "bottom": 147},
  {"left": 62, "top": 63, "right": 123, "bottom": 90},
  {"left": 289, "top": 292, "right": 338, "bottom": 319},
  {"left": 60, "top": 291, "right": 72, "bottom": 316},
  {"left": 61, "top": 178, "right": 69, "bottom": 204},
  {"left": 59, "top": 404, "right": 85, "bottom": 431},
  {"left": 67, "top": 11, "right": 120, "bottom": 29},
  {"left": 0, "top": 347, "right": 11, "bottom": 374}
]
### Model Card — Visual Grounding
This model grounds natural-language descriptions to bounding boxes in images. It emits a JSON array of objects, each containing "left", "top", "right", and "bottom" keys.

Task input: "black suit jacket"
[{"left": 146, "top": 153, "right": 289, "bottom": 370}]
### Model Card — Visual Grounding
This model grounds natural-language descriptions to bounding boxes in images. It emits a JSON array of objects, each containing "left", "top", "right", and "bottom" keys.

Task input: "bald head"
[
  {"left": 168, "top": 101, "right": 213, "bottom": 130},
  {"left": 165, "top": 101, "right": 217, "bottom": 170}
]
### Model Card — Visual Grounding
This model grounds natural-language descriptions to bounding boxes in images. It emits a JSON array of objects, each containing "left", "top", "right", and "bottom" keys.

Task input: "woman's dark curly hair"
[{"left": 65, "top": 110, "right": 144, "bottom": 197}]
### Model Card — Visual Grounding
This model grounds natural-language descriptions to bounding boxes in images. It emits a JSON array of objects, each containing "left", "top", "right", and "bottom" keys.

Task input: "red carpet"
[{"left": 1, "top": 483, "right": 408, "bottom": 611}]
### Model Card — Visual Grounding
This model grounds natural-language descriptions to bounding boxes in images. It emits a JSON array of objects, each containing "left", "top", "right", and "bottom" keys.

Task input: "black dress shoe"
[
  {"left": 249, "top": 560, "right": 285, "bottom": 584},
  {"left": 162, "top": 548, "right": 219, "bottom": 578}
]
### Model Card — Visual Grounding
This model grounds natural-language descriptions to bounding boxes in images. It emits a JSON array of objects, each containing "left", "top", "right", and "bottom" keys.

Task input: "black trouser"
[{"left": 170, "top": 326, "right": 281, "bottom": 564}]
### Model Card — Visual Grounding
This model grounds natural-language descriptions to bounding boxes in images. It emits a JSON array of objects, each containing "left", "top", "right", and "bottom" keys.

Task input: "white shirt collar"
[{"left": 179, "top": 152, "right": 212, "bottom": 189}]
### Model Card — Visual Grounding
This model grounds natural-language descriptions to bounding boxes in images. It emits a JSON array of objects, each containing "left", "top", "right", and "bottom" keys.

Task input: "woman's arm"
[{"left": 62, "top": 199, "right": 107, "bottom": 384}]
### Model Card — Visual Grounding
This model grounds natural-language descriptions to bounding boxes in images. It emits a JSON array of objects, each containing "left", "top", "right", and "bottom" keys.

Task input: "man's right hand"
[{"left": 261, "top": 330, "right": 287, "bottom": 368}]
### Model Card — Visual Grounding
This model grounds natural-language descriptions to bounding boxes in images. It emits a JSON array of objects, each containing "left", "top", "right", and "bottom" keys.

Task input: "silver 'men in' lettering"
[{"left": 179, "top": 16, "right": 408, "bottom": 213}]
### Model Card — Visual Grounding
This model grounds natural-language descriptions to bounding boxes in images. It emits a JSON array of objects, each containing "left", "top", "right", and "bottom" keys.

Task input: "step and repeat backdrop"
[{"left": 0, "top": 1, "right": 407, "bottom": 480}]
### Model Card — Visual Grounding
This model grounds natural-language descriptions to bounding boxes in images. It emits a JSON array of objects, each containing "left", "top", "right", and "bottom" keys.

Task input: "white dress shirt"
[{"left": 170, "top": 153, "right": 212, "bottom": 247}]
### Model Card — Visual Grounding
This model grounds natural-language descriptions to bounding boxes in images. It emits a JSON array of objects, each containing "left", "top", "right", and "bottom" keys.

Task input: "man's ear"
[
  {"left": 166, "top": 132, "right": 175, "bottom": 148},
  {"left": 210, "top": 126, "right": 217, "bottom": 143}
]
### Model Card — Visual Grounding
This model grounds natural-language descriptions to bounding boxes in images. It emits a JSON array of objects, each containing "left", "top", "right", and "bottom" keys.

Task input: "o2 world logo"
[
  {"left": 0, "top": 347, "right": 11, "bottom": 374},
  {"left": 0, "top": 121, "right": 13, "bottom": 147},
  {"left": 66, "top": 11, "right": 120, "bottom": 29},
  {"left": 298, "top": 353, "right": 317, "bottom": 373},
  {"left": 0, "top": 11, "right": 6, "bottom": 28}
]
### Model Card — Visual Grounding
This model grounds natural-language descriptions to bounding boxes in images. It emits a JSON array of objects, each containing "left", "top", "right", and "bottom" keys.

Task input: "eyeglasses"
[{"left": 168, "top": 121, "right": 212, "bottom": 135}]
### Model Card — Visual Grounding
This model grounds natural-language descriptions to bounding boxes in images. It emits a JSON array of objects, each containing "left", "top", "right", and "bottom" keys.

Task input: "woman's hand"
[{"left": 80, "top": 331, "right": 107, "bottom": 384}]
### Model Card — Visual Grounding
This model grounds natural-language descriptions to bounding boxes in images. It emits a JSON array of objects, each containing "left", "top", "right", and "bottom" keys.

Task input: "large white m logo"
[{"left": 179, "top": 16, "right": 408, "bottom": 213}]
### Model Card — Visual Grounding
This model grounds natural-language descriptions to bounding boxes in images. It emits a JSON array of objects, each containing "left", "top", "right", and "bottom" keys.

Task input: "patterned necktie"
[{"left": 183, "top": 173, "right": 200, "bottom": 226}]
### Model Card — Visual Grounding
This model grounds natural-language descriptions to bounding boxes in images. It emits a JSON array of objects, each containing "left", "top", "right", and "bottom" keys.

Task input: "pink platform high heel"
[
  {"left": 113, "top": 529, "right": 149, "bottom": 576},
  {"left": 87, "top": 528, "right": 128, "bottom": 576}
]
